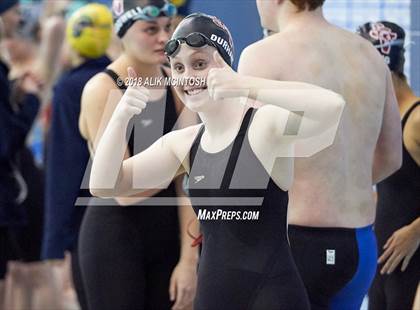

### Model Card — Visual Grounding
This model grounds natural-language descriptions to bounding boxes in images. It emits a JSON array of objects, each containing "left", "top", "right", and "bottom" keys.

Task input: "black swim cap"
[
  {"left": 357, "top": 21, "right": 406, "bottom": 74},
  {"left": 170, "top": 13, "right": 234, "bottom": 66},
  {"left": 113, "top": 0, "right": 177, "bottom": 38},
  {"left": 0, "top": 0, "right": 18, "bottom": 15}
]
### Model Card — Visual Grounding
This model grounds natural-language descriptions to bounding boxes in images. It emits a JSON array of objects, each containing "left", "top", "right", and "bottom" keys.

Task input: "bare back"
[{"left": 240, "top": 22, "right": 390, "bottom": 227}]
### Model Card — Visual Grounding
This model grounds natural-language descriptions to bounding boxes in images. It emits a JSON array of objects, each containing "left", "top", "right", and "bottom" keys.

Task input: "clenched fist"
[
  {"left": 114, "top": 67, "right": 150, "bottom": 121},
  {"left": 207, "top": 51, "right": 250, "bottom": 101}
]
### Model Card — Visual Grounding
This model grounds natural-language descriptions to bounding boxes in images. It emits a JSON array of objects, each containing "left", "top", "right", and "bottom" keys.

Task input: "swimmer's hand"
[
  {"left": 207, "top": 51, "right": 250, "bottom": 100},
  {"left": 21, "top": 71, "right": 44, "bottom": 96},
  {"left": 378, "top": 224, "right": 420, "bottom": 274},
  {"left": 169, "top": 260, "right": 197, "bottom": 310},
  {"left": 113, "top": 67, "right": 149, "bottom": 121}
]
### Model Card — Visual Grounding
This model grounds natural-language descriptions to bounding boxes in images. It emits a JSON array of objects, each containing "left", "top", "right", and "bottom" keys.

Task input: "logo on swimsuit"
[
  {"left": 326, "top": 249, "right": 336, "bottom": 265},
  {"left": 140, "top": 119, "right": 153, "bottom": 127},
  {"left": 194, "top": 175, "right": 205, "bottom": 183},
  {"left": 369, "top": 22, "right": 398, "bottom": 55}
]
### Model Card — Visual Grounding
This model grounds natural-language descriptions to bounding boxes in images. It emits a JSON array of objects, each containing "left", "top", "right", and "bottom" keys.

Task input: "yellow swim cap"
[
  {"left": 66, "top": 3, "right": 113, "bottom": 59},
  {"left": 171, "top": 0, "right": 186, "bottom": 7}
]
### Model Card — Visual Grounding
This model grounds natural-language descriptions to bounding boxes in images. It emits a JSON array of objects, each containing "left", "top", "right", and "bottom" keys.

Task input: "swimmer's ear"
[
  {"left": 127, "top": 67, "right": 138, "bottom": 79},
  {"left": 213, "top": 51, "right": 228, "bottom": 68}
]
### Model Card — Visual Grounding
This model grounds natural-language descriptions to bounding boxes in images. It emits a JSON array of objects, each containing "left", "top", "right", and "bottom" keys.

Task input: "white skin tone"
[
  {"left": 79, "top": 16, "right": 198, "bottom": 310},
  {"left": 377, "top": 73, "right": 420, "bottom": 274},
  {"left": 89, "top": 43, "right": 345, "bottom": 300},
  {"left": 237, "top": 0, "right": 403, "bottom": 227},
  {"left": 0, "top": 5, "right": 42, "bottom": 95},
  {"left": 3, "top": 37, "right": 38, "bottom": 78},
  {"left": 89, "top": 44, "right": 344, "bottom": 195},
  {"left": 0, "top": 4, "right": 20, "bottom": 39}
]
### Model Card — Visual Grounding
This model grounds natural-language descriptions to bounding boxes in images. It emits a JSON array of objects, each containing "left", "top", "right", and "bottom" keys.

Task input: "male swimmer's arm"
[{"left": 372, "top": 70, "right": 403, "bottom": 184}]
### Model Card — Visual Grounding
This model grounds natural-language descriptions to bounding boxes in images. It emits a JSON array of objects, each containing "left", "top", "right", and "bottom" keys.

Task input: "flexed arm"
[
  {"left": 207, "top": 51, "right": 345, "bottom": 139},
  {"left": 89, "top": 68, "right": 183, "bottom": 198}
]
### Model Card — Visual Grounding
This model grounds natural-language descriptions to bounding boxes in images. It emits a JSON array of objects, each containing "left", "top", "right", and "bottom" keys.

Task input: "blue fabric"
[
  {"left": 330, "top": 225, "right": 377, "bottom": 310},
  {"left": 0, "top": 60, "right": 40, "bottom": 226},
  {"left": 42, "top": 56, "right": 111, "bottom": 259},
  {"left": 0, "top": 0, "right": 18, "bottom": 14}
]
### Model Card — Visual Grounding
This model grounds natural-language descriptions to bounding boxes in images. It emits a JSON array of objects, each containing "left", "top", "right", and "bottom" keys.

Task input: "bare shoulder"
[
  {"left": 82, "top": 72, "right": 117, "bottom": 101},
  {"left": 165, "top": 124, "right": 203, "bottom": 150},
  {"left": 335, "top": 25, "right": 388, "bottom": 71},
  {"left": 79, "top": 72, "right": 122, "bottom": 139},
  {"left": 164, "top": 124, "right": 203, "bottom": 167},
  {"left": 81, "top": 72, "right": 121, "bottom": 114},
  {"left": 82, "top": 72, "right": 117, "bottom": 100},
  {"left": 239, "top": 35, "right": 289, "bottom": 78},
  {"left": 242, "top": 33, "right": 288, "bottom": 57},
  {"left": 406, "top": 104, "right": 420, "bottom": 132}
]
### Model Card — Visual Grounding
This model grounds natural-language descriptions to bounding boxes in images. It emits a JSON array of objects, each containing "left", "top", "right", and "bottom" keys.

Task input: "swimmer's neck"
[
  {"left": 112, "top": 53, "right": 163, "bottom": 80},
  {"left": 70, "top": 51, "right": 86, "bottom": 68},
  {"left": 274, "top": 4, "right": 327, "bottom": 33},
  {"left": 198, "top": 98, "right": 247, "bottom": 138},
  {"left": 392, "top": 74, "right": 420, "bottom": 114}
]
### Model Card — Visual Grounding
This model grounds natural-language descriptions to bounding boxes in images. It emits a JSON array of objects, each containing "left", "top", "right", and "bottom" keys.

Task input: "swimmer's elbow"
[
  {"left": 89, "top": 187, "right": 116, "bottom": 199},
  {"left": 89, "top": 178, "right": 124, "bottom": 199}
]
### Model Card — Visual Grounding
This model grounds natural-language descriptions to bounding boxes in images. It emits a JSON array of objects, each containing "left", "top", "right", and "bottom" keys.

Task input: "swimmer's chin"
[{"left": 184, "top": 97, "right": 212, "bottom": 113}]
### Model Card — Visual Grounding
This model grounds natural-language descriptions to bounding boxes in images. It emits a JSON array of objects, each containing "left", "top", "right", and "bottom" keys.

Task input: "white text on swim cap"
[
  {"left": 115, "top": 7, "right": 144, "bottom": 35},
  {"left": 210, "top": 34, "right": 233, "bottom": 62}
]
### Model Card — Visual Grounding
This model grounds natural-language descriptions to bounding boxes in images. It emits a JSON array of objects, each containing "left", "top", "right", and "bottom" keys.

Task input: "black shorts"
[{"left": 288, "top": 224, "right": 377, "bottom": 310}]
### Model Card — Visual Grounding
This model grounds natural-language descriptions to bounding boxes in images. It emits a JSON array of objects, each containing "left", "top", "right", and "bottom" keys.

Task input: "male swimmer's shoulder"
[
  {"left": 239, "top": 34, "right": 289, "bottom": 78},
  {"left": 350, "top": 32, "right": 388, "bottom": 71},
  {"left": 242, "top": 33, "right": 289, "bottom": 59}
]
